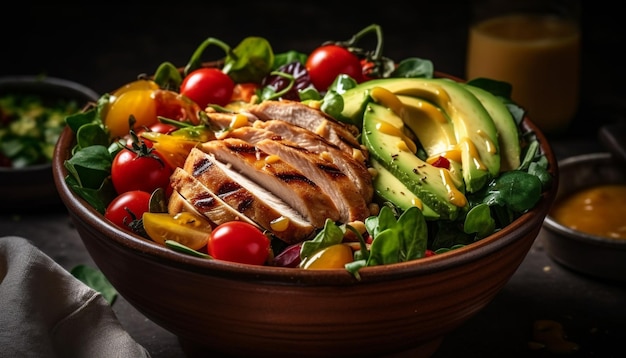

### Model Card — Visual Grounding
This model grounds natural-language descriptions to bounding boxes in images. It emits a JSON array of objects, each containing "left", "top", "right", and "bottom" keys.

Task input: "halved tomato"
[
  {"left": 143, "top": 211, "right": 212, "bottom": 250},
  {"left": 139, "top": 131, "right": 209, "bottom": 169},
  {"left": 301, "top": 243, "right": 354, "bottom": 270}
]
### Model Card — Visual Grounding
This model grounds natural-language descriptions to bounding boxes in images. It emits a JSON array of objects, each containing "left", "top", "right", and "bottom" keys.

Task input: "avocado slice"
[
  {"left": 371, "top": 159, "right": 440, "bottom": 219},
  {"left": 396, "top": 94, "right": 458, "bottom": 159},
  {"left": 462, "top": 84, "right": 521, "bottom": 172},
  {"left": 362, "top": 102, "right": 467, "bottom": 221},
  {"left": 341, "top": 77, "right": 500, "bottom": 193}
]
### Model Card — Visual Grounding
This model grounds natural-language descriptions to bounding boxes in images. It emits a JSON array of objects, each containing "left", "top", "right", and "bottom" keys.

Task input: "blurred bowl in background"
[
  {"left": 0, "top": 75, "right": 99, "bottom": 212},
  {"left": 542, "top": 152, "right": 626, "bottom": 282}
]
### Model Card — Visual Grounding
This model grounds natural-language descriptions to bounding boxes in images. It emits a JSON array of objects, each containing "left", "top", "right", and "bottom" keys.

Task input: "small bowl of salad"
[
  {"left": 53, "top": 25, "right": 558, "bottom": 357},
  {"left": 0, "top": 75, "right": 99, "bottom": 212}
]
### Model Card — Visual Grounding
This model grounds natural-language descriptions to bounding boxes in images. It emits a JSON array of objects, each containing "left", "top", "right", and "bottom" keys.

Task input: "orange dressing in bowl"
[{"left": 550, "top": 184, "right": 626, "bottom": 240}]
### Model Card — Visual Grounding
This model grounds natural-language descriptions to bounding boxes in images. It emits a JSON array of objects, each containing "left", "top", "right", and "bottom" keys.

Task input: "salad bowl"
[
  {"left": 53, "top": 115, "right": 557, "bottom": 357},
  {"left": 52, "top": 24, "right": 558, "bottom": 356},
  {"left": 0, "top": 75, "right": 98, "bottom": 212}
]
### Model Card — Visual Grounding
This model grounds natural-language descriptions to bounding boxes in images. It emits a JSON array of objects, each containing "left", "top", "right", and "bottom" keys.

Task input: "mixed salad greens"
[
  {"left": 62, "top": 24, "right": 553, "bottom": 277},
  {"left": 1, "top": 93, "right": 82, "bottom": 168}
]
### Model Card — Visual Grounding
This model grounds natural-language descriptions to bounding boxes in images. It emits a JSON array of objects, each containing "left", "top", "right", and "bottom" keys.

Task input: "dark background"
[
  {"left": 3, "top": 2, "right": 626, "bottom": 357},
  {"left": 2, "top": 1, "right": 625, "bottom": 141}
]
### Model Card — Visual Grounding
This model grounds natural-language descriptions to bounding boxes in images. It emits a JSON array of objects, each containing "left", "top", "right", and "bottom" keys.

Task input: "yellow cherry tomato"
[
  {"left": 105, "top": 88, "right": 158, "bottom": 138},
  {"left": 140, "top": 131, "right": 206, "bottom": 169},
  {"left": 112, "top": 79, "right": 160, "bottom": 97},
  {"left": 143, "top": 211, "right": 212, "bottom": 250},
  {"left": 301, "top": 243, "right": 354, "bottom": 270}
]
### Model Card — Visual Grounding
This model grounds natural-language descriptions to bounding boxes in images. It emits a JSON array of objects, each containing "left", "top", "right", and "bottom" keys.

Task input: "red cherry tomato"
[
  {"left": 111, "top": 145, "right": 173, "bottom": 195},
  {"left": 306, "top": 45, "right": 363, "bottom": 91},
  {"left": 180, "top": 68, "right": 235, "bottom": 108},
  {"left": 153, "top": 89, "right": 202, "bottom": 125},
  {"left": 360, "top": 59, "right": 376, "bottom": 81},
  {"left": 148, "top": 122, "right": 178, "bottom": 134},
  {"left": 208, "top": 221, "right": 270, "bottom": 265},
  {"left": 104, "top": 190, "right": 151, "bottom": 231},
  {"left": 231, "top": 82, "right": 260, "bottom": 103}
]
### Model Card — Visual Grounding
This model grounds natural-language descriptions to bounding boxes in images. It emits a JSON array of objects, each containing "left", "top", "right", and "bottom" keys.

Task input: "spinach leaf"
[
  {"left": 463, "top": 203, "right": 495, "bottom": 239},
  {"left": 366, "top": 206, "right": 428, "bottom": 266},
  {"left": 71, "top": 264, "right": 118, "bottom": 305},
  {"left": 391, "top": 57, "right": 434, "bottom": 78},
  {"left": 299, "top": 219, "right": 345, "bottom": 262},
  {"left": 222, "top": 36, "right": 275, "bottom": 84},
  {"left": 483, "top": 170, "right": 542, "bottom": 212}
]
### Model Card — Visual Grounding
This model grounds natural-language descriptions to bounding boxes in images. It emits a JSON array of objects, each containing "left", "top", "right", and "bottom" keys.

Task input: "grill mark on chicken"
[
  {"left": 170, "top": 167, "right": 254, "bottom": 226},
  {"left": 244, "top": 100, "right": 364, "bottom": 157},
  {"left": 252, "top": 120, "right": 374, "bottom": 202},
  {"left": 168, "top": 190, "right": 205, "bottom": 217},
  {"left": 184, "top": 148, "right": 315, "bottom": 243},
  {"left": 201, "top": 138, "right": 340, "bottom": 227},
  {"left": 259, "top": 139, "right": 370, "bottom": 222},
  {"left": 226, "top": 126, "right": 370, "bottom": 222}
]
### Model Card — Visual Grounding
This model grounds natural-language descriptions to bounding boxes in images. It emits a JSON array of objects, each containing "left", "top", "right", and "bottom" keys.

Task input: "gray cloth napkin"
[{"left": 0, "top": 236, "right": 150, "bottom": 358}]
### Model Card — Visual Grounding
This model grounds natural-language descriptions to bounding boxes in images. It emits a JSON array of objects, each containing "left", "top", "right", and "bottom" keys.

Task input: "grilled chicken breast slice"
[
  {"left": 226, "top": 126, "right": 370, "bottom": 223},
  {"left": 204, "top": 108, "right": 256, "bottom": 131},
  {"left": 244, "top": 100, "right": 365, "bottom": 157},
  {"left": 183, "top": 148, "right": 315, "bottom": 243},
  {"left": 253, "top": 119, "right": 374, "bottom": 202},
  {"left": 170, "top": 167, "right": 255, "bottom": 226},
  {"left": 201, "top": 138, "right": 340, "bottom": 227}
]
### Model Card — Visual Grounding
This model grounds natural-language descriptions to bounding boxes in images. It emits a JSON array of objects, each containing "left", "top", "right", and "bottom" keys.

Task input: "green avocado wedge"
[
  {"left": 341, "top": 77, "right": 500, "bottom": 193},
  {"left": 362, "top": 102, "right": 468, "bottom": 221},
  {"left": 370, "top": 159, "right": 440, "bottom": 220},
  {"left": 462, "top": 84, "right": 521, "bottom": 172},
  {"left": 396, "top": 94, "right": 457, "bottom": 159}
]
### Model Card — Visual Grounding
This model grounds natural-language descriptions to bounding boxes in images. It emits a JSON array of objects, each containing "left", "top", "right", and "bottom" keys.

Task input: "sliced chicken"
[
  {"left": 170, "top": 167, "right": 255, "bottom": 226},
  {"left": 244, "top": 100, "right": 365, "bottom": 157},
  {"left": 183, "top": 148, "right": 315, "bottom": 243},
  {"left": 253, "top": 119, "right": 374, "bottom": 202},
  {"left": 225, "top": 126, "right": 370, "bottom": 222},
  {"left": 201, "top": 138, "right": 340, "bottom": 227},
  {"left": 204, "top": 107, "right": 256, "bottom": 132}
]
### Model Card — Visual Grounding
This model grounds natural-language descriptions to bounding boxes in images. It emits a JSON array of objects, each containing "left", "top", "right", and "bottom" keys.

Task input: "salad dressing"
[
  {"left": 466, "top": 13, "right": 580, "bottom": 133},
  {"left": 441, "top": 169, "right": 467, "bottom": 207},
  {"left": 460, "top": 138, "right": 487, "bottom": 171},
  {"left": 550, "top": 184, "right": 626, "bottom": 240}
]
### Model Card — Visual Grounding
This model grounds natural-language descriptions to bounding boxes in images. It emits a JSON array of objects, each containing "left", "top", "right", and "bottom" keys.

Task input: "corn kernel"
[{"left": 270, "top": 216, "right": 289, "bottom": 232}]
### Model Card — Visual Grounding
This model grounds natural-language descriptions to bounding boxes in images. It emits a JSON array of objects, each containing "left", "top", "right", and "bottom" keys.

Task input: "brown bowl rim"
[{"left": 52, "top": 86, "right": 558, "bottom": 285}]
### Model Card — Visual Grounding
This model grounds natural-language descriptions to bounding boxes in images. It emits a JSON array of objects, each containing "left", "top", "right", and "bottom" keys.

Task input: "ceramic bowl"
[
  {"left": 0, "top": 76, "right": 99, "bottom": 212},
  {"left": 53, "top": 108, "right": 558, "bottom": 357},
  {"left": 542, "top": 152, "right": 626, "bottom": 282}
]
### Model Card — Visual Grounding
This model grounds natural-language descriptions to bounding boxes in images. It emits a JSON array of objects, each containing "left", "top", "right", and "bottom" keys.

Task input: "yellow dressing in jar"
[{"left": 550, "top": 184, "right": 626, "bottom": 240}]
